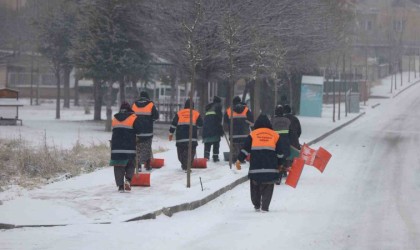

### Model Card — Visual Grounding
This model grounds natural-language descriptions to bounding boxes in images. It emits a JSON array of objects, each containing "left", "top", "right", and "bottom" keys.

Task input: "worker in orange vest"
[
  {"left": 236, "top": 114, "right": 290, "bottom": 212},
  {"left": 131, "top": 91, "right": 159, "bottom": 171},
  {"left": 223, "top": 96, "right": 254, "bottom": 162},
  {"left": 110, "top": 102, "right": 141, "bottom": 192},
  {"left": 169, "top": 99, "right": 203, "bottom": 172}
]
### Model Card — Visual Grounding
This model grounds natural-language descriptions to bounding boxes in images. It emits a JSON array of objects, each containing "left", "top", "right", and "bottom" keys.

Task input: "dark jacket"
[
  {"left": 223, "top": 103, "right": 254, "bottom": 143},
  {"left": 203, "top": 101, "right": 223, "bottom": 139},
  {"left": 284, "top": 113, "right": 301, "bottom": 149},
  {"left": 169, "top": 102, "right": 203, "bottom": 147},
  {"left": 131, "top": 98, "right": 159, "bottom": 139},
  {"left": 271, "top": 114, "right": 291, "bottom": 149},
  {"left": 110, "top": 112, "right": 141, "bottom": 163},
  {"left": 238, "top": 115, "right": 290, "bottom": 183}
]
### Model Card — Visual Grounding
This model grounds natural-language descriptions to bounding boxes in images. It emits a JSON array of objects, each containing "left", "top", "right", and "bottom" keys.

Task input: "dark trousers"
[
  {"left": 204, "top": 141, "right": 220, "bottom": 160},
  {"left": 232, "top": 142, "right": 243, "bottom": 162},
  {"left": 177, "top": 145, "right": 196, "bottom": 170},
  {"left": 250, "top": 180, "right": 275, "bottom": 211},
  {"left": 114, "top": 159, "right": 135, "bottom": 186}
]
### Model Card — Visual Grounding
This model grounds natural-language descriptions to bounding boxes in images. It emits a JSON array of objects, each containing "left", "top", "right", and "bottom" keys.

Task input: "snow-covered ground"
[{"left": 1, "top": 72, "right": 419, "bottom": 249}]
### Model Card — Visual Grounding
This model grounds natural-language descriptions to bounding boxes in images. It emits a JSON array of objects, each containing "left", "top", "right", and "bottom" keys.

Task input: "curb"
[
  {"left": 372, "top": 103, "right": 380, "bottom": 109},
  {"left": 0, "top": 111, "right": 367, "bottom": 230},
  {"left": 392, "top": 79, "right": 420, "bottom": 98}
]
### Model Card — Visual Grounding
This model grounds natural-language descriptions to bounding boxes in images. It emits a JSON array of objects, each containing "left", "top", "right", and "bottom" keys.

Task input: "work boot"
[
  {"left": 213, "top": 155, "right": 220, "bottom": 162},
  {"left": 124, "top": 180, "right": 131, "bottom": 192},
  {"left": 145, "top": 160, "right": 152, "bottom": 171},
  {"left": 118, "top": 185, "right": 124, "bottom": 193}
]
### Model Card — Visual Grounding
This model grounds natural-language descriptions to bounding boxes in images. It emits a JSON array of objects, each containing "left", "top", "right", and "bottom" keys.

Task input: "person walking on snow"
[
  {"left": 202, "top": 96, "right": 224, "bottom": 162},
  {"left": 169, "top": 99, "right": 203, "bottom": 171},
  {"left": 271, "top": 105, "right": 292, "bottom": 183},
  {"left": 131, "top": 91, "right": 159, "bottom": 171},
  {"left": 224, "top": 96, "right": 254, "bottom": 162},
  {"left": 284, "top": 104, "right": 301, "bottom": 150},
  {"left": 236, "top": 114, "right": 290, "bottom": 212},
  {"left": 109, "top": 102, "right": 141, "bottom": 192}
]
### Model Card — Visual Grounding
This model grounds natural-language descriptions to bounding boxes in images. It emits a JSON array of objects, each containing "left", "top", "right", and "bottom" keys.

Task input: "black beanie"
[
  {"left": 275, "top": 105, "right": 284, "bottom": 116},
  {"left": 284, "top": 104, "right": 292, "bottom": 114},
  {"left": 213, "top": 96, "right": 222, "bottom": 103},
  {"left": 233, "top": 96, "right": 241, "bottom": 105},
  {"left": 140, "top": 91, "right": 149, "bottom": 99},
  {"left": 120, "top": 101, "right": 133, "bottom": 113}
]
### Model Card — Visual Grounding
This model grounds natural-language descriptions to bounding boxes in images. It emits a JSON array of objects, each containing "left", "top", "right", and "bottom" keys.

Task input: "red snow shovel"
[
  {"left": 285, "top": 157, "right": 305, "bottom": 188},
  {"left": 150, "top": 158, "right": 164, "bottom": 169},
  {"left": 192, "top": 158, "right": 207, "bottom": 168},
  {"left": 312, "top": 147, "right": 332, "bottom": 173},
  {"left": 131, "top": 165, "right": 150, "bottom": 187}
]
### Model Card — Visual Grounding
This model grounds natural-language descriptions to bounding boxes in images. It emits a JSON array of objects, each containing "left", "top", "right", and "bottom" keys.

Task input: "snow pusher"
[
  {"left": 150, "top": 158, "right": 164, "bottom": 169},
  {"left": 285, "top": 157, "right": 305, "bottom": 188},
  {"left": 131, "top": 166, "right": 150, "bottom": 186},
  {"left": 192, "top": 158, "right": 207, "bottom": 168}
]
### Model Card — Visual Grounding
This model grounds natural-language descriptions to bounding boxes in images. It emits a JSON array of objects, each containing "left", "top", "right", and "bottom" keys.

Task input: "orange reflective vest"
[
  {"left": 226, "top": 106, "right": 249, "bottom": 119},
  {"left": 177, "top": 109, "right": 200, "bottom": 125},
  {"left": 112, "top": 114, "right": 137, "bottom": 129},
  {"left": 132, "top": 102, "right": 154, "bottom": 116},
  {"left": 250, "top": 128, "right": 279, "bottom": 151}
]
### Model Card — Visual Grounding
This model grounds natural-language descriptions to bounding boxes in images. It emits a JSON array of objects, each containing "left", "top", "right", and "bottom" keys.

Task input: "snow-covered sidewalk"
[{"left": 0, "top": 72, "right": 418, "bottom": 227}]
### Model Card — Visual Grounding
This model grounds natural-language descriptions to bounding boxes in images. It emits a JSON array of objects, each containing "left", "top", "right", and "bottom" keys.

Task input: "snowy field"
[{"left": 1, "top": 72, "right": 419, "bottom": 250}]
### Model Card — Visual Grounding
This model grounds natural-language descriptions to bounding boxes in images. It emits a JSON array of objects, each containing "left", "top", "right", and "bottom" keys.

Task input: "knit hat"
[
  {"left": 213, "top": 96, "right": 222, "bottom": 103},
  {"left": 283, "top": 104, "right": 292, "bottom": 114},
  {"left": 233, "top": 96, "right": 241, "bottom": 105},
  {"left": 253, "top": 114, "right": 272, "bottom": 130},
  {"left": 275, "top": 105, "right": 284, "bottom": 116},
  {"left": 184, "top": 99, "right": 194, "bottom": 109},
  {"left": 120, "top": 101, "right": 133, "bottom": 113},
  {"left": 140, "top": 91, "right": 149, "bottom": 99}
]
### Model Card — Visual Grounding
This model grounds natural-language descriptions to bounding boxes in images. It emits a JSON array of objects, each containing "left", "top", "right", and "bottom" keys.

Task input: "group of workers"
[{"left": 110, "top": 92, "right": 301, "bottom": 212}]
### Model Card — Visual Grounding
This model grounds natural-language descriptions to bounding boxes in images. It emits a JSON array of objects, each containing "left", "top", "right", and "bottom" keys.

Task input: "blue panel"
[{"left": 300, "top": 84, "right": 323, "bottom": 117}]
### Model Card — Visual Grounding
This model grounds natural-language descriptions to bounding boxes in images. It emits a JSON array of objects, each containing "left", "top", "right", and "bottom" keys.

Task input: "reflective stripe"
[
  {"left": 232, "top": 135, "right": 248, "bottom": 138},
  {"left": 277, "top": 154, "right": 284, "bottom": 158},
  {"left": 112, "top": 125, "right": 133, "bottom": 129},
  {"left": 249, "top": 169, "right": 280, "bottom": 174},
  {"left": 275, "top": 130, "right": 289, "bottom": 134},
  {"left": 111, "top": 150, "right": 136, "bottom": 154},
  {"left": 137, "top": 133, "right": 153, "bottom": 136},
  {"left": 251, "top": 146, "right": 275, "bottom": 151},
  {"left": 135, "top": 112, "right": 152, "bottom": 115},
  {"left": 176, "top": 138, "right": 198, "bottom": 143},
  {"left": 170, "top": 125, "right": 177, "bottom": 129},
  {"left": 205, "top": 111, "right": 216, "bottom": 115},
  {"left": 231, "top": 115, "right": 247, "bottom": 119},
  {"left": 177, "top": 122, "right": 197, "bottom": 126},
  {"left": 241, "top": 149, "right": 249, "bottom": 155}
]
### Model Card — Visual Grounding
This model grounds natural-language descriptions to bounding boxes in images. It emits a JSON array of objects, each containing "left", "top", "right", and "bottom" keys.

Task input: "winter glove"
[
  {"left": 169, "top": 134, "right": 173, "bottom": 141},
  {"left": 235, "top": 160, "right": 241, "bottom": 170}
]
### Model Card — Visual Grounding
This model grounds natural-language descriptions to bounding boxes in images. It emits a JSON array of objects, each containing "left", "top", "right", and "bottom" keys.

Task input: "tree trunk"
[
  {"left": 187, "top": 63, "right": 196, "bottom": 188},
  {"left": 105, "top": 81, "right": 113, "bottom": 132},
  {"left": 332, "top": 75, "right": 336, "bottom": 123},
  {"left": 119, "top": 79, "right": 126, "bottom": 106},
  {"left": 74, "top": 74, "right": 79, "bottom": 106},
  {"left": 253, "top": 73, "right": 261, "bottom": 118},
  {"left": 55, "top": 67, "right": 61, "bottom": 119},
  {"left": 169, "top": 68, "right": 177, "bottom": 119},
  {"left": 93, "top": 79, "right": 102, "bottom": 121},
  {"left": 63, "top": 67, "right": 71, "bottom": 108}
]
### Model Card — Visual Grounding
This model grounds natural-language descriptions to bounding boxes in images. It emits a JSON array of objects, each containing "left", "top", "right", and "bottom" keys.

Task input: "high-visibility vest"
[
  {"left": 111, "top": 114, "right": 137, "bottom": 129},
  {"left": 250, "top": 128, "right": 279, "bottom": 151},
  {"left": 226, "top": 106, "right": 249, "bottom": 119},
  {"left": 132, "top": 102, "right": 154, "bottom": 116},
  {"left": 177, "top": 109, "right": 200, "bottom": 125}
]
